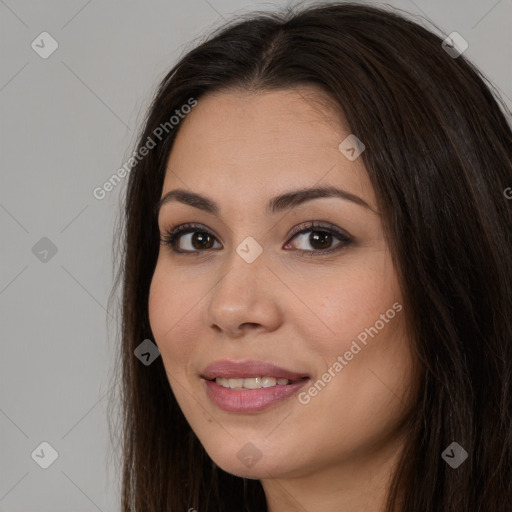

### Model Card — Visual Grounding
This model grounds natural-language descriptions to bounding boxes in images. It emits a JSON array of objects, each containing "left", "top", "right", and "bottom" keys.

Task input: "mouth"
[{"left": 200, "top": 360, "right": 311, "bottom": 413}]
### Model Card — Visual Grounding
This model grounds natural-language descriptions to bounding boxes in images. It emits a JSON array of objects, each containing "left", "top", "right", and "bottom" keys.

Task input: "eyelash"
[{"left": 160, "top": 221, "right": 353, "bottom": 257}]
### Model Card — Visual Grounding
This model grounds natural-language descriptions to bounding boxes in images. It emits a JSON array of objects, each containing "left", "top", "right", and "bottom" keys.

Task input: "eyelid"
[{"left": 288, "top": 220, "right": 352, "bottom": 241}]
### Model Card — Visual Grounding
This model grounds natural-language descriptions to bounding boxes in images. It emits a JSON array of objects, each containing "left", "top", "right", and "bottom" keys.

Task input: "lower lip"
[{"left": 203, "top": 378, "right": 310, "bottom": 413}]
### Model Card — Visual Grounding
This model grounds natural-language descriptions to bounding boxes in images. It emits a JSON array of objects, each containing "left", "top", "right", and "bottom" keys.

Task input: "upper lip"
[{"left": 201, "top": 360, "right": 310, "bottom": 381}]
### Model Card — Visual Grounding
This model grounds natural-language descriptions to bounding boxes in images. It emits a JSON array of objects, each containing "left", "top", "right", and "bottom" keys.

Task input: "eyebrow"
[{"left": 155, "top": 185, "right": 374, "bottom": 217}]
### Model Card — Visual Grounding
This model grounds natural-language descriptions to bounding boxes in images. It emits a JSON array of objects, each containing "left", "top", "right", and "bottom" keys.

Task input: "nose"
[{"left": 204, "top": 248, "right": 282, "bottom": 338}]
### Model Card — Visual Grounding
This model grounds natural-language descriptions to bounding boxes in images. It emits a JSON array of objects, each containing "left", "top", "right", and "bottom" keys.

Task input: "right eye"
[{"left": 160, "top": 223, "right": 221, "bottom": 254}]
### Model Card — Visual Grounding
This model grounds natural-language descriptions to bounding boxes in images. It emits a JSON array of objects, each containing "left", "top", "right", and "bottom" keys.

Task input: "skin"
[{"left": 148, "top": 86, "right": 418, "bottom": 512}]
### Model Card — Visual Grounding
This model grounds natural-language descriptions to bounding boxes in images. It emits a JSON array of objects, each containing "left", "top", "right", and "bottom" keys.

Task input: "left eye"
[{"left": 287, "top": 227, "right": 349, "bottom": 252}]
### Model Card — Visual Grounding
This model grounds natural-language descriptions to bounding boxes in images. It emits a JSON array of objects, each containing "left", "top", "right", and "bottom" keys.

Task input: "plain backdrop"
[{"left": 1, "top": 0, "right": 510, "bottom": 510}]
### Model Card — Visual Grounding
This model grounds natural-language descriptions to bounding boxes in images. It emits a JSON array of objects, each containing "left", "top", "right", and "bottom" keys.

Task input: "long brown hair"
[{"left": 108, "top": 2, "right": 512, "bottom": 510}]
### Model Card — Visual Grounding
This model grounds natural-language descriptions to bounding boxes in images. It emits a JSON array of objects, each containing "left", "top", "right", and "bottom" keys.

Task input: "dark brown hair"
[{"left": 108, "top": 2, "right": 512, "bottom": 510}]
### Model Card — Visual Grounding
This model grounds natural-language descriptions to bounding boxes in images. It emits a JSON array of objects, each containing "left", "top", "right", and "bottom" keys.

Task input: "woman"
[{"left": 110, "top": 2, "right": 512, "bottom": 510}]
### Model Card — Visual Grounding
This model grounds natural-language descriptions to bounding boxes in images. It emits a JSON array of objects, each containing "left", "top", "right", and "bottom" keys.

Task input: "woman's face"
[{"left": 148, "top": 87, "right": 417, "bottom": 481}]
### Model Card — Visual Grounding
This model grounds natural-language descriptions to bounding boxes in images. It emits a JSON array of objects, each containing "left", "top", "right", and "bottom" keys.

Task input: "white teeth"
[
  {"left": 243, "top": 377, "right": 262, "bottom": 389},
  {"left": 215, "top": 376, "right": 291, "bottom": 389},
  {"left": 217, "top": 377, "right": 229, "bottom": 388},
  {"left": 262, "top": 377, "right": 277, "bottom": 387},
  {"left": 228, "top": 378, "right": 244, "bottom": 389}
]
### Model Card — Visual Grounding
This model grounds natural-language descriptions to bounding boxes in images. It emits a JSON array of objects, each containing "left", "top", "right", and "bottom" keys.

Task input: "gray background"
[{"left": 1, "top": 0, "right": 510, "bottom": 510}]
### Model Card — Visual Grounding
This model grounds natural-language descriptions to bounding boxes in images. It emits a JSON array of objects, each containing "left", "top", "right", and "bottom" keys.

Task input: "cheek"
[
  {"left": 304, "top": 253, "right": 400, "bottom": 349},
  {"left": 293, "top": 253, "right": 411, "bottom": 417},
  {"left": 148, "top": 261, "right": 201, "bottom": 368},
  {"left": 311, "top": 269, "right": 412, "bottom": 430}
]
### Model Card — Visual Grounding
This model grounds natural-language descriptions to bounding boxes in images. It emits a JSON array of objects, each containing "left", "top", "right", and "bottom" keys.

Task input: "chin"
[{"left": 202, "top": 438, "right": 303, "bottom": 480}]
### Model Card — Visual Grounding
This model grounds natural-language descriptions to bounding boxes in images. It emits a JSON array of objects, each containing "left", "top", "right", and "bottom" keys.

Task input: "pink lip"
[
  {"left": 201, "top": 360, "right": 310, "bottom": 413},
  {"left": 204, "top": 379, "right": 309, "bottom": 413},
  {"left": 201, "top": 360, "right": 309, "bottom": 381}
]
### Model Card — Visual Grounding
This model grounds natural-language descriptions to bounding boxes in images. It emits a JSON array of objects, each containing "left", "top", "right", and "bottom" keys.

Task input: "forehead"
[
  {"left": 170, "top": 86, "right": 346, "bottom": 154},
  {"left": 162, "top": 87, "right": 375, "bottom": 210}
]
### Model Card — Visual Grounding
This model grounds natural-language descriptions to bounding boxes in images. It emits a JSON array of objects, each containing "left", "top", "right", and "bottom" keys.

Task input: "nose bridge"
[
  {"left": 218, "top": 207, "right": 268, "bottom": 276},
  {"left": 215, "top": 238, "right": 266, "bottom": 304}
]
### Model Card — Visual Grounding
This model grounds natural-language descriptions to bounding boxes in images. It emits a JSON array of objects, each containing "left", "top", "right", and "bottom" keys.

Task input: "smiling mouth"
[
  {"left": 211, "top": 376, "right": 309, "bottom": 390},
  {"left": 202, "top": 362, "right": 311, "bottom": 412},
  {"left": 201, "top": 360, "right": 311, "bottom": 412}
]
